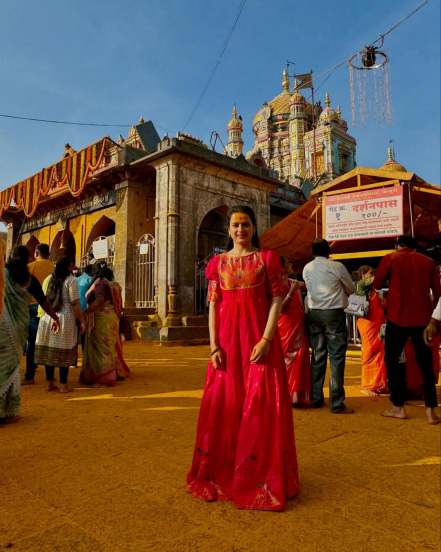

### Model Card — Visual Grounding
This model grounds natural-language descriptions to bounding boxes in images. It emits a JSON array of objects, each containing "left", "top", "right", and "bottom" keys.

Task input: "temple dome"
[
  {"left": 380, "top": 144, "right": 407, "bottom": 172},
  {"left": 228, "top": 105, "right": 243, "bottom": 130},
  {"left": 253, "top": 91, "right": 291, "bottom": 126},
  {"left": 319, "top": 92, "right": 338, "bottom": 125}
]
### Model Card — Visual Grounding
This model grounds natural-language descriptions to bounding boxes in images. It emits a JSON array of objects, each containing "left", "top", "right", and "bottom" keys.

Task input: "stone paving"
[{"left": 0, "top": 342, "right": 440, "bottom": 551}]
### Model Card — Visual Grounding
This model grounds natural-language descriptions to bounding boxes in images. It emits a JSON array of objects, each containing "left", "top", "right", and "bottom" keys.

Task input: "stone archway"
[
  {"left": 197, "top": 205, "right": 228, "bottom": 261},
  {"left": 25, "top": 235, "right": 39, "bottom": 259},
  {"left": 86, "top": 216, "right": 115, "bottom": 252},
  {"left": 50, "top": 229, "right": 76, "bottom": 262},
  {"left": 195, "top": 206, "right": 228, "bottom": 314}
]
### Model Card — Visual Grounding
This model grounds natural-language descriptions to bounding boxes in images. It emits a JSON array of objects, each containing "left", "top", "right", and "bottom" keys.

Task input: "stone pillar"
[
  {"left": 165, "top": 162, "right": 181, "bottom": 326},
  {"left": 154, "top": 160, "right": 182, "bottom": 326},
  {"left": 113, "top": 180, "right": 144, "bottom": 308},
  {"left": 255, "top": 190, "right": 271, "bottom": 234}
]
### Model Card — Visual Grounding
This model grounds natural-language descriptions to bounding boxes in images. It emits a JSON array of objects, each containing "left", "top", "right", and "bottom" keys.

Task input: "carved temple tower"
[
  {"left": 289, "top": 81, "right": 308, "bottom": 179},
  {"left": 226, "top": 105, "right": 244, "bottom": 158}
]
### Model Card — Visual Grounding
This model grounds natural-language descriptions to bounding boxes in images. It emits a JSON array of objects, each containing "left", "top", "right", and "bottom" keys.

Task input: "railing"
[
  {"left": 79, "top": 235, "right": 115, "bottom": 270},
  {"left": 346, "top": 313, "right": 361, "bottom": 346},
  {"left": 134, "top": 233, "right": 156, "bottom": 308}
]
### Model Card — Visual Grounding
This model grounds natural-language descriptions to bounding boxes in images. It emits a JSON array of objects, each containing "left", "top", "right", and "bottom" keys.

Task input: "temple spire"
[
  {"left": 282, "top": 68, "right": 290, "bottom": 92},
  {"left": 387, "top": 140, "right": 395, "bottom": 161},
  {"left": 325, "top": 92, "right": 331, "bottom": 108}
]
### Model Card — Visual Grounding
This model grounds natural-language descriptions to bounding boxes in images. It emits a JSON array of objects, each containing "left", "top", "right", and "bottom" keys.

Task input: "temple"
[
  {"left": 227, "top": 69, "right": 357, "bottom": 188},
  {"left": 0, "top": 119, "right": 282, "bottom": 341}
]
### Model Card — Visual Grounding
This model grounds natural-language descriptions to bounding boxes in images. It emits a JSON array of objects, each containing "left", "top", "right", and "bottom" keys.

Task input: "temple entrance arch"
[
  {"left": 195, "top": 206, "right": 228, "bottom": 314},
  {"left": 197, "top": 205, "right": 228, "bottom": 261},
  {"left": 50, "top": 229, "right": 76, "bottom": 262},
  {"left": 81, "top": 216, "right": 116, "bottom": 268},
  {"left": 86, "top": 216, "right": 115, "bottom": 252},
  {"left": 25, "top": 235, "right": 39, "bottom": 258}
]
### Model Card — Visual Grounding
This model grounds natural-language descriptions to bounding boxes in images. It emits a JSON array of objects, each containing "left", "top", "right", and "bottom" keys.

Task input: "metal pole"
[
  {"left": 311, "top": 71, "right": 317, "bottom": 180},
  {"left": 407, "top": 182, "right": 414, "bottom": 237}
]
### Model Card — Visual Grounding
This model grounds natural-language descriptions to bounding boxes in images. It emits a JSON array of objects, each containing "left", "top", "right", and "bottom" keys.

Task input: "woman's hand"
[
  {"left": 249, "top": 338, "right": 271, "bottom": 363},
  {"left": 79, "top": 319, "right": 87, "bottom": 335},
  {"left": 51, "top": 317, "right": 60, "bottom": 334},
  {"left": 424, "top": 320, "right": 439, "bottom": 346},
  {"left": 210, "top": 347, "right": 224, "bottom": 369}
]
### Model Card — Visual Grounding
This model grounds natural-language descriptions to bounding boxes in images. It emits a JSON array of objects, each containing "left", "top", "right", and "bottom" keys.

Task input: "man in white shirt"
[{"left": 303, "top": 239, "right": 355, "bottom": 413}]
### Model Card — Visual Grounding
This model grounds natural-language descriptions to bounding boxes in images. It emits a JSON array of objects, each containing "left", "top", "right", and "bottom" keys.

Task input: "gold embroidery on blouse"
[{"left": 218, "top": 252, "right": 266, "bottom": 291}]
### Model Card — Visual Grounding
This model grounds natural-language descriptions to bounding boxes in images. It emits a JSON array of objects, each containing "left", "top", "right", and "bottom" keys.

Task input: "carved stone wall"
[{"left": 151, "top": 153, "right": 272, "bottom": 325}]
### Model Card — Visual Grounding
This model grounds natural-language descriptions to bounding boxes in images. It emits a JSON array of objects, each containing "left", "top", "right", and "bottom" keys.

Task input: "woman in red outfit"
[
  {"left": 187, "top": 206, "right": 299, "bottom": 511},
  {"left": 278, "top": 278, "right": 311, "bottom": 406}
]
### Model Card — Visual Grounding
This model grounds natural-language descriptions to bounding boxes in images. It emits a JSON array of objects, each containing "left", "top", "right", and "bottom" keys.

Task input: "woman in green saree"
[{"left": 0, "top": 249, "right": 59, "bottom": 424}]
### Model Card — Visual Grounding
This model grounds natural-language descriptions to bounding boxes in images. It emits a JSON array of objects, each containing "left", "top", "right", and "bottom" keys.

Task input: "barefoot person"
[
  {"left": 187, "top": 205, "right": 299, "bottom": 511},
  {"left": 373, "top": 235, "right": 441, "bottom": 424},
  {"left": 35, "top": 257, "right": 85, "bottom": 393}
]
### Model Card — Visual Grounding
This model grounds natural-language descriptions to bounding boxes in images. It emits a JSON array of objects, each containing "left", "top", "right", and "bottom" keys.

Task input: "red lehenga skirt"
[
  {"left": 278, "top": 289, "right": 311, "bottom": 405},
  {"left": 187, "top": 251, "right": 299, "bottom": 511}
]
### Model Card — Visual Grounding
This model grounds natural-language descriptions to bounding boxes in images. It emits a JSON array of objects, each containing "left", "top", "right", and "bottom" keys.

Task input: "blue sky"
[{"left": 0, "top": 0, "right": 439, "bottom": 191}]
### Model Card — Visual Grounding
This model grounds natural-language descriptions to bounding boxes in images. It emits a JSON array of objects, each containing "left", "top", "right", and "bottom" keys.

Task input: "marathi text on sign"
[{"left": 323, "top": 185, "right": 403, "bottom": 241}]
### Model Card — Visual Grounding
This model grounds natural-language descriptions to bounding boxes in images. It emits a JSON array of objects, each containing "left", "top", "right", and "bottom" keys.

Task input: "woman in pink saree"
[{"left": 187, "top": 206, "right": 299, "bottom": 511}]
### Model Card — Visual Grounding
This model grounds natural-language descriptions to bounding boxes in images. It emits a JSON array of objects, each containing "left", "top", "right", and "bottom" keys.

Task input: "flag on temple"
[{"left": 295, "top": 72, "right": 313, "bottom": 90}]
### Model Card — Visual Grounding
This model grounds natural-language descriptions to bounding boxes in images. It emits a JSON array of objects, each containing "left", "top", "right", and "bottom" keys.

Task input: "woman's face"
[
  {"left": 363, "top": 270, "right": 374, "bottom": 280},
  {"left": 229, "top": 212, "right": 254, "bottom": 247}
]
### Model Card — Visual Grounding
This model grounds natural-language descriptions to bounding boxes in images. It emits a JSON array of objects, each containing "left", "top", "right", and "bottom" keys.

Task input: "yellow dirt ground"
[{"left": 1, "top": 342, "right": 440, "bottom": 552}]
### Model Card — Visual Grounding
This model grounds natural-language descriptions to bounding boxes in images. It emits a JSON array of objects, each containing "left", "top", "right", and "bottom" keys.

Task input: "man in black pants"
[
  {"left": 373, "top": 235, "right": 441, "bottom": 424},
  {"left": 303, "top": 239, "right": 356, "bottom": 413}
]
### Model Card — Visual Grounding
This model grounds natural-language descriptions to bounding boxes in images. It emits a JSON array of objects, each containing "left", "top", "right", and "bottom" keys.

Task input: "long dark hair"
[
  {"left": 46, "top": 256, "right": 72, "bottom": 310},
  {"left": 6, "top": 246, "right": 31, "bottom": 286},
  {"left": 95, "top": 261, "right": 114, "bottom": 281},
  {"left": 226, "top": 205, "right": 260, "bottom": 251}
]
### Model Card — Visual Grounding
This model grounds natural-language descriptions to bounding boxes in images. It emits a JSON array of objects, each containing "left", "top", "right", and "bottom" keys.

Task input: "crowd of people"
[
  {"left": 0, "top": 204, "right": 440, "bottom": 514},
  {"left": 0, "top": 244, "right": 129, "bottom": 424}
]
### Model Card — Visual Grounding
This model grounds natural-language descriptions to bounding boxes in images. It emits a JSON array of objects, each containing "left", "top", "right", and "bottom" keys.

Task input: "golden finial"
[
  {"left": 336, "top": 105, "right": 342, "bottom": 118},
  {"left": 387, "top": 140, "right": 395, "bottom": 161},
  {"left": 232, "top": 104, "right": 238, "bottom": 118},
  {"left": 325, "top": 92, "right": 331, "bottom": 108},
  {"left": 282, "top": 68, "right": 290, "bottom": 92}
]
